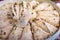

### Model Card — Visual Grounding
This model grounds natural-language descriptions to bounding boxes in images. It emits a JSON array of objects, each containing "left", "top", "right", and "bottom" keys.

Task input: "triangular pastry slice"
[
  {"left": 0, "top": 10, "right": 13, "bottom": 40},
  {"left": 20, "top": 23, "right": 33, "bottom": 40},
  {"left": 37, "top": 11, "right": 59, "bottom": 26},
  {"left": 31, "top": 22, "right": 50, "bottom": 40},
  {"left": 8, "top": 27, "right": 23, "bottom": 40},
  {"left": 45, "top": 22, "right": 58, "bottom": 35},
  {"left": 0, "top": 10, "right": 12, "bottom": 28},
  {"left": 34, "top": 19, "right": 50, "bottom": 33},
  {"left": 1, "top": 24, "right": 13, "bottom": 40}
]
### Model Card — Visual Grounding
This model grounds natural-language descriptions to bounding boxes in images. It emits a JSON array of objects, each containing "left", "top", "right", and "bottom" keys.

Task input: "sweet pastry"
[
  {"left": 30, "top": 21, "right": 50, "bottom": 40},
  {"left": 20, "top": 23, "right": 33, "bottom": 40},
  {"left": 0, "top": 0, "right": 59, "bottom": 40},
  {"left": 8, "top": 27, "right": 23, "bottom": 40}
]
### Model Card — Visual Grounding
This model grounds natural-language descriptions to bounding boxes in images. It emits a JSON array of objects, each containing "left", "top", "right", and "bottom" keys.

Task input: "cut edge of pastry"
[{"left": 30, "top": 21, "right": 50, "bottom": 40}]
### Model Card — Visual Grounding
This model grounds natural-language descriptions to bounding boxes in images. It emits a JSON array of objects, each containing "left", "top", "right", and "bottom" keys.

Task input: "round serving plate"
[{"left": 0, "top": 0, "right": 60, "bottom": 40}]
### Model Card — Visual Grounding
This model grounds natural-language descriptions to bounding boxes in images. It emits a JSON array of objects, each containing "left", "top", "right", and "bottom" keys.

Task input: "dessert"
[{"left": 0, "top": 0, "right": 59, "bottom": 40}]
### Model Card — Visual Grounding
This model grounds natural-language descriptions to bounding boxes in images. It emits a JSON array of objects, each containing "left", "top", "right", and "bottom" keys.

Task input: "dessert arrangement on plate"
[{"left": 0, "top": 0, "right": 60, "bottom": 40}]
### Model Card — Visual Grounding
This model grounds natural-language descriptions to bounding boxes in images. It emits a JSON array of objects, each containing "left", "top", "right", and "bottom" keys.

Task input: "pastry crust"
[
  {"left": 20, "top": 24, "right": 33, "bottom": 40},
  {"left": 35, "top": 2, "right": 54, "bottom": 11},
  {"left": 34, "top": 19, "right": 50, "bottom": 33},
  {"left": 45, "top": 22, "right": 58, "bottom": 35},
  {"left": 31, "top": 21, "right": 50, "bottom": 40},
  {"left": 0, "top": 0, "right": 59, "bottom": 40},
  {"left": 8, "top": 27, "right": 23, "bottom": 40},
  {"left": 1, "top": 25, "right": 13, "bottom": 40},
  {"left": 36, "top": 11, "right": 59, "bottom": 26}
]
